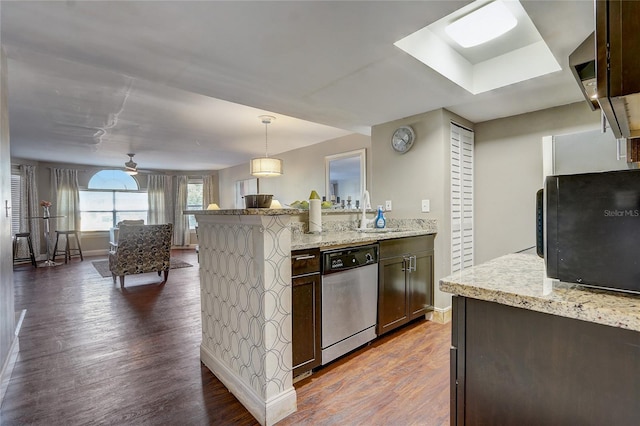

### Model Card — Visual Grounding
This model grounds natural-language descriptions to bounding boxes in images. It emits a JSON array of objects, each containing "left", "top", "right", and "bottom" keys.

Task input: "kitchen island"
[
  {"left": 440, "top": 253, "right": 640, "bottom": 425},
  {"left": 193, "top": 208, "right": 436, "bottom": 425}
]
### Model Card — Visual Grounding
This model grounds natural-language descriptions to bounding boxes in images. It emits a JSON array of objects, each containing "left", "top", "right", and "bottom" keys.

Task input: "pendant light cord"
[
  {"left": 260, "top": 115, "right": 275, "bottom": 158},
  {"left": 264, "top": 121, "right": 269, "bottom": 158}
]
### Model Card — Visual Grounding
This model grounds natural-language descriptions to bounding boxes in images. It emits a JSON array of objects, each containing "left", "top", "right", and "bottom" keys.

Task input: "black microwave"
[{"left": 539, "top": 169, "right": 640, "bottom": 294}]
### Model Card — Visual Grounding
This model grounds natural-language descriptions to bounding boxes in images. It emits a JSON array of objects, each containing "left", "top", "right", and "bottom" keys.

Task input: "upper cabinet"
[{"left": 596, "top": 0, "right": 640, "bottom": 139}]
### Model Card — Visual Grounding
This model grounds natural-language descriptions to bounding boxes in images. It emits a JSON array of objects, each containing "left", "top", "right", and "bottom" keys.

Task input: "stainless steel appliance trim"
[
  {"left": 321, "top": 326, "right": 377, "bottom": 365},
  {"left": 321, "top": 252, "right": 378, "bottom": 365}
]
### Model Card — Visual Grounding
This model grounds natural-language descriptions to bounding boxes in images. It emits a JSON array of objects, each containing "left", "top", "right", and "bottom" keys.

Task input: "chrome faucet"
[{"left": 359, "top": 190, "right": 374, "bottom": 229}]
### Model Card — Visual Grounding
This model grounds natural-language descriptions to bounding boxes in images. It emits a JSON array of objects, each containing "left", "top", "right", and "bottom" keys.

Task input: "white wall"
[
  {"left": 553, "top": 128, "right": 628, "bottom": 174},
  {"left": 217, "top": 133, "right": 370, "bottom": 208},
  {"left": 1, "top": 45, "right": 17, "bottom": 403},
  {"left": 371, "top": 108, "right": 474, "bottom": 310},
  {"left": 474, "top": 101, "right": 600, "bottom": 264}
]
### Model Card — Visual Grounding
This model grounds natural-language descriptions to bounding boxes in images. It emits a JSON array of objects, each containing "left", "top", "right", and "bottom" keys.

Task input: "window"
[
  {"left": 79, "top": 170, "right": 148, "bottom": 231},
  {"left": 186, "top": 179, "right": 203, "bottom": 229}
]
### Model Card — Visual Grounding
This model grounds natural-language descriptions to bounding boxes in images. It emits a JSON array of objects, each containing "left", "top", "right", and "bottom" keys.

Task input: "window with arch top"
[{"left": 79, "top": 170, "right": 148, "bottom": 231}]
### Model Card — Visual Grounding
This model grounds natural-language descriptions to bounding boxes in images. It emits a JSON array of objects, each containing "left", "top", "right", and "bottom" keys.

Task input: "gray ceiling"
[{"left": 1, "top": 1, "right": 595, "bottom": 172}]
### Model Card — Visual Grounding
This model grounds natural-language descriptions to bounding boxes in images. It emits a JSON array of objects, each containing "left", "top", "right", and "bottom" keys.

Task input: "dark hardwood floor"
[{"left": 2, "top": 250, "right": 450, "bottom": 425}]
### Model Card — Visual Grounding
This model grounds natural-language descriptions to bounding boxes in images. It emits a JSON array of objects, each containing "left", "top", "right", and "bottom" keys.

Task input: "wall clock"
[{"left": 391, "top": 125, "right": 415, "bottom": 154}]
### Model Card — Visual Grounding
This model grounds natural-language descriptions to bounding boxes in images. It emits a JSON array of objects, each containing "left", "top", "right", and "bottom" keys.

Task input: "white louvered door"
[{"left": 450, "top": 123, "right": 474, "bottom": 273}]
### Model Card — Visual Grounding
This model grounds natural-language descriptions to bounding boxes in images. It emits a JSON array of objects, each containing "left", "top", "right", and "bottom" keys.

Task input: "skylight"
[
  {"left": 393, "top": 0, "right": 560, "bottom": 95},
  {"left": 445, "top": 1, "right": 517, "bottom": 48}
]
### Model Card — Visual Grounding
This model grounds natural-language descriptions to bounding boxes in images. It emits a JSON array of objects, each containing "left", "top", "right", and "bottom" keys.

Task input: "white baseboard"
[
  {"left": 172, "top": 244, "right": 198, "bottom": 250},
  {"left": 200, "top": 345, "right": 296, "bottom": 426},
  {"left": 83, "top": 249, "right": 109, "bottom": 257},
  {"left": 265, "top": 385, "right": 297, "bottom": 426},
  {"left": 75, "top": 246, "right": 197, "bottom": 259},
  {"left": 431, "top": 306, "right": 452, "bottom": 324},
  {"left": 1, "top": 309, "right": 26, "bottom": 405}
]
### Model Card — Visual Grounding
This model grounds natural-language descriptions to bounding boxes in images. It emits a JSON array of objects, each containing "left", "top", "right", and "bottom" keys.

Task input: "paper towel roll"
[{"left": 309, "top": 199, "right": 322, "bottom": 233}]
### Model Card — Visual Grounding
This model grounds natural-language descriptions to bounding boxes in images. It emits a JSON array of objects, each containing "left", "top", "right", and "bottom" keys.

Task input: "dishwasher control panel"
[{"left": 322, "top": 244, "right": 378, "bottom": 274}]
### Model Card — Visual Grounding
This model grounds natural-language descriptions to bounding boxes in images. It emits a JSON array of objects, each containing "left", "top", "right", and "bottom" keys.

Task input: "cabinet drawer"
[
  {"left": 291, "top": 249, "right": 321, "bottom": 276},
  {"left": 379, "top": 235, "right": 434, "bottom": 259}
]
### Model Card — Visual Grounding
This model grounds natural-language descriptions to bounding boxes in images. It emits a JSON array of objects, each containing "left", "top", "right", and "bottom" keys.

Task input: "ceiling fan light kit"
[
  {"left": 251, "top": 115, "right": 283, "bottom": 177},
  {"left": 124, "top": 153, "right": 138, "bottom": 175}
]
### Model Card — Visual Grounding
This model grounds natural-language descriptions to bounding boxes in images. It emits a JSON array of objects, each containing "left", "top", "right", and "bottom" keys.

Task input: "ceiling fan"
[{"left": 124, "top": 153, "right": 138, "bottom": 175}]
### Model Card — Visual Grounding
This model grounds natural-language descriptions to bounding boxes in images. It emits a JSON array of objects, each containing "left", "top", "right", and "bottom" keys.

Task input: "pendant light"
[{"left": 251, "top": 115, "right": 283, "bottom": 177}]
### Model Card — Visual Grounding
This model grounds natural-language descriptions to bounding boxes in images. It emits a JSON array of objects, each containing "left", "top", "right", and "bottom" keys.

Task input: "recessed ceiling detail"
[{"left": 394, "top": 0, "right": 561, "bottom": 95}]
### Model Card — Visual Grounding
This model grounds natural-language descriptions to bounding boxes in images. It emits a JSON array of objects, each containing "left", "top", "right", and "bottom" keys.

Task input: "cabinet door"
[
  {"left": 460, "top": 297, "right": 640, "bottom": 425},
  {"left": 408, "top": 250, "right": 434, "bottom": 320},
  {"left": 377, "top": 256, "right": 408, "bottom": 335},
  {"left": 292, "top": 273, "right": 321, "bottom": 376}
]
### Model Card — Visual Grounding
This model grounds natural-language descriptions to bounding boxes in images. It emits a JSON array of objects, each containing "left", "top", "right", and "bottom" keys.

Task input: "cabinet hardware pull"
[
  {"left": 294, "top": 254, "right": 316, "bottom": 261},
  {"left": 401, "top": 256, "right": 410, "bottom": 272}
]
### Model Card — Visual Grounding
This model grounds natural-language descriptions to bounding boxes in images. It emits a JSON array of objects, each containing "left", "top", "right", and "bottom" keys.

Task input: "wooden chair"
[
  {"left": 13, "top": 232, "right": 37, "bottom": 267},
  {"left": 108, "top": 223, "right": 173, "bottom": 289},
  {"left": 52, "top": 230, "right": 84, "bottom": 263}
]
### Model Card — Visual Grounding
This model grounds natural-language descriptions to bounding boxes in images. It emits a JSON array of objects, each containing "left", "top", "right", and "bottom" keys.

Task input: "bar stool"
[
  {"left": 52, "top": 230, "right": 84, "bottom": 263},
  {"left": 13, "top": 232, "right": 37, "bottom": 267}
]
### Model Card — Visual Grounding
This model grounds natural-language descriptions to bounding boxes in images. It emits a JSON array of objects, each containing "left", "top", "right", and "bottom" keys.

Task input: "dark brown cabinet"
[
  {"left": 377, "top": 235, "right": 434, "bottom": 335},
  {"left": 451, "top": 296, "right": 640, "bottom": 425},
  {"left": 596, "top": 0, "right": 640, "bottom": 140},
  {"left": 291, "top": 249, "right": 321, "bottom": 377}
]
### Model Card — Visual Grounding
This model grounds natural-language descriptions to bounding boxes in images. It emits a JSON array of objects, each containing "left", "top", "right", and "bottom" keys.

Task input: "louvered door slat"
[{"left": 451, "top": 123, "right": 474, "bottom": 274}]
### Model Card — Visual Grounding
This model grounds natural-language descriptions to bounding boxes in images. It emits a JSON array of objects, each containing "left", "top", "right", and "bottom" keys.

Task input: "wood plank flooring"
[{"left": 2, "top": 250, "right": 450, "bottom": 425}]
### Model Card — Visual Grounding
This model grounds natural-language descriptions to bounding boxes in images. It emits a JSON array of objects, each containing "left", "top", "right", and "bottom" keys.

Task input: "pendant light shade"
[
  {"left": 251, "top": 157, "right": 283, "bottom": 177},
  {"left": 251, "top": 115, "right": 283, "bottom": 177}
]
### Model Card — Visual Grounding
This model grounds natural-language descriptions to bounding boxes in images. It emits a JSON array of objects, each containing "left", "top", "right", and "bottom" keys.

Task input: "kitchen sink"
[{"left": 357, "top": 228, "right": 407, "bottom": 233}]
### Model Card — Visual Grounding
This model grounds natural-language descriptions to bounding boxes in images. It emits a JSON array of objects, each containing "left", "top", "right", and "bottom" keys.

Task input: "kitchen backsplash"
[{"left": 290, "top": 216, "right": 437, "bottom": 236}]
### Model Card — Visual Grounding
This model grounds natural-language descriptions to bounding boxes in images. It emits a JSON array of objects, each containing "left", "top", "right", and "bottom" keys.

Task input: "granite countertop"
[
  {"left": 189, "top": 208, "right": 300, "bottom": 215},
  {"left": 291, "top": 228, "right": 436, "bottom": 251},
  {"left": 189, "top": 207, "right": 374, "bottom": 215},
  {"left": 192, "top": 209, "right": 438, "bottom": 249},
  {"left": 440, "top": 253, "right": 640, "bottom": 332}
]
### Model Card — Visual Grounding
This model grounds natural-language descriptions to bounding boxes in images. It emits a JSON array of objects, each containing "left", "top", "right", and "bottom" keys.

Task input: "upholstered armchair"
[
  {"left": 109, "top": 220, "right": 145, "bottom": 248},
  {"left": 108, "top": 223, "right": 173, "bottom": 289}
]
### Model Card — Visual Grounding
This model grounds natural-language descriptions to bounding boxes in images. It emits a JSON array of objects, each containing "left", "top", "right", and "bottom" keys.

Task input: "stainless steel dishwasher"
[{"left": 321, "top": 244, "right": 378, "bottom": 365}]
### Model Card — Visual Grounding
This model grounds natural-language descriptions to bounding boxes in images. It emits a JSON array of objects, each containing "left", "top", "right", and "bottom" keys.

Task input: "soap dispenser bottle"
[{"left": 375, "top": 205, "right": 386, "bottom": 228}]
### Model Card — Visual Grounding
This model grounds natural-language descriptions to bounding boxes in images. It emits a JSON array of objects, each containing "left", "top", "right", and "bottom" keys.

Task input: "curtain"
[
  {"left": 173, "top": 175, "right": 190, "bottom": 246},
  {"left": 147, "top": 175, "right": 172, "bottom": 225},
  {"left": 51, "top": 168, "right": 80, "bottom": 233},
  {"left": 16, "top": 164, "right": 42, "bottom": 258},
  {"left": 202, "top": 174, "right": 217, "bottom": 208}
]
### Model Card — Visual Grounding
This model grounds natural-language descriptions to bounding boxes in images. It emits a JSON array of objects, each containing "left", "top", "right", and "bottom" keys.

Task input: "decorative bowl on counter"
[{"left": 244, "top": 194, "right": 273, "bottom": 208}]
